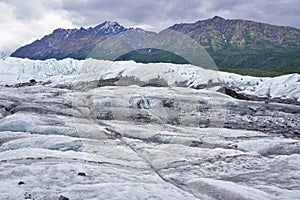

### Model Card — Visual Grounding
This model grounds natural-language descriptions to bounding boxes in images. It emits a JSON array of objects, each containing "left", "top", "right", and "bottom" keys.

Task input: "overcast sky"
[{"left": 1, "top": 0, "right": 300, "bottom": 53}]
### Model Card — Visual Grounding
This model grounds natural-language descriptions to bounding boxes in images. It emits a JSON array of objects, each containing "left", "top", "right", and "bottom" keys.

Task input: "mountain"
[
  {"left": 169, "top": 16, "right": 300, "bottom": 50},
  {"left": 11, "top": 21, "right": 128, "bottom": 60},
  {"left": 168, "top": 16, "right": 300, "bottom": 76},
  {"left": 11, "top": 17, "right": 300, "bottom": 76}
]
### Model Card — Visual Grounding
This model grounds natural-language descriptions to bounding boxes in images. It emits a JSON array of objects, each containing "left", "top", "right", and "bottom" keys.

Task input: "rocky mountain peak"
[
  {"left": 89, "top": 21, "right": 128, "bottom": 36},
  {"left": 211, "top": 16, "right": 225, "bottom": 21}
]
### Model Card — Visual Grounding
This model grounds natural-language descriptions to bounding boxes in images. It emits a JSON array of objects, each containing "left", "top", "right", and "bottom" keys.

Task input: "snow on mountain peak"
[
  {"left": 90, "top": 21, "right": 128, "bottom": 36},
  {"left": 103, "top": 21, "right": 117, "bottom": 26}
]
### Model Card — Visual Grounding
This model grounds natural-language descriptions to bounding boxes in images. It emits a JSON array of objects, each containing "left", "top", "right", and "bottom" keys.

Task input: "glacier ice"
[{"left": 0, "top": 57, "right": 299, "bottom": 199}]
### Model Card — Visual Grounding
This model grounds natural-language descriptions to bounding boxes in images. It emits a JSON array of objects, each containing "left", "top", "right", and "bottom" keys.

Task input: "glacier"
[
  {"left": 1, "top": 57, "right": 299, "bottom": 102},
  {"left": 0, "top": 57, "right": 299, "bottom": 199}
]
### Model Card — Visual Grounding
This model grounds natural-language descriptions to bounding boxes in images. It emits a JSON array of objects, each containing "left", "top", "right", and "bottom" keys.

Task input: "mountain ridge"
[
  {"left": 168, "top": 16, "right": 300, "bottom": 49},
  {"left": 11, "top": 17, "right": 300, "bottom": 76},
  {"left": 11, "top": 21, "right": 129, "bottom": 60},
  {"left": 166, "top": 16, "right": 300, "bottom": 76}
]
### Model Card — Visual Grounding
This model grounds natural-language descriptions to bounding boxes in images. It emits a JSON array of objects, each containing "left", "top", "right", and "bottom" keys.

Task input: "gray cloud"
[
  {"left": 0, "top": 0, "right": 54, "bottom": 20},
  {"left": 206, "top": 0, "right": 300, "bottom": 28},
  {"left": 58, "top": 0, "right": 300, "bottom": 31},
  {"left": 1, "top": 0, "right": 300, "bottom": 53},
  {"left": 58, "top": 0, "right": 210, "bottom": 29}
]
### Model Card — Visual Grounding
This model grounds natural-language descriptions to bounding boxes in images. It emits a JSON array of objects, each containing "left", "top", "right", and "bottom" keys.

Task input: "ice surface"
[
  {"left": 1, "top": 57, "right": 299, "bottom": 101},
  {"left": 0, "top": 58, "right": 299, "bottom": 199}
]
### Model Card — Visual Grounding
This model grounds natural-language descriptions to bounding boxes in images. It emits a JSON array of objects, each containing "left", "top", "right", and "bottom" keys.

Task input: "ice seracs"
[{"left": 1, "top": 57, "right": 299, "bottom": 102}]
